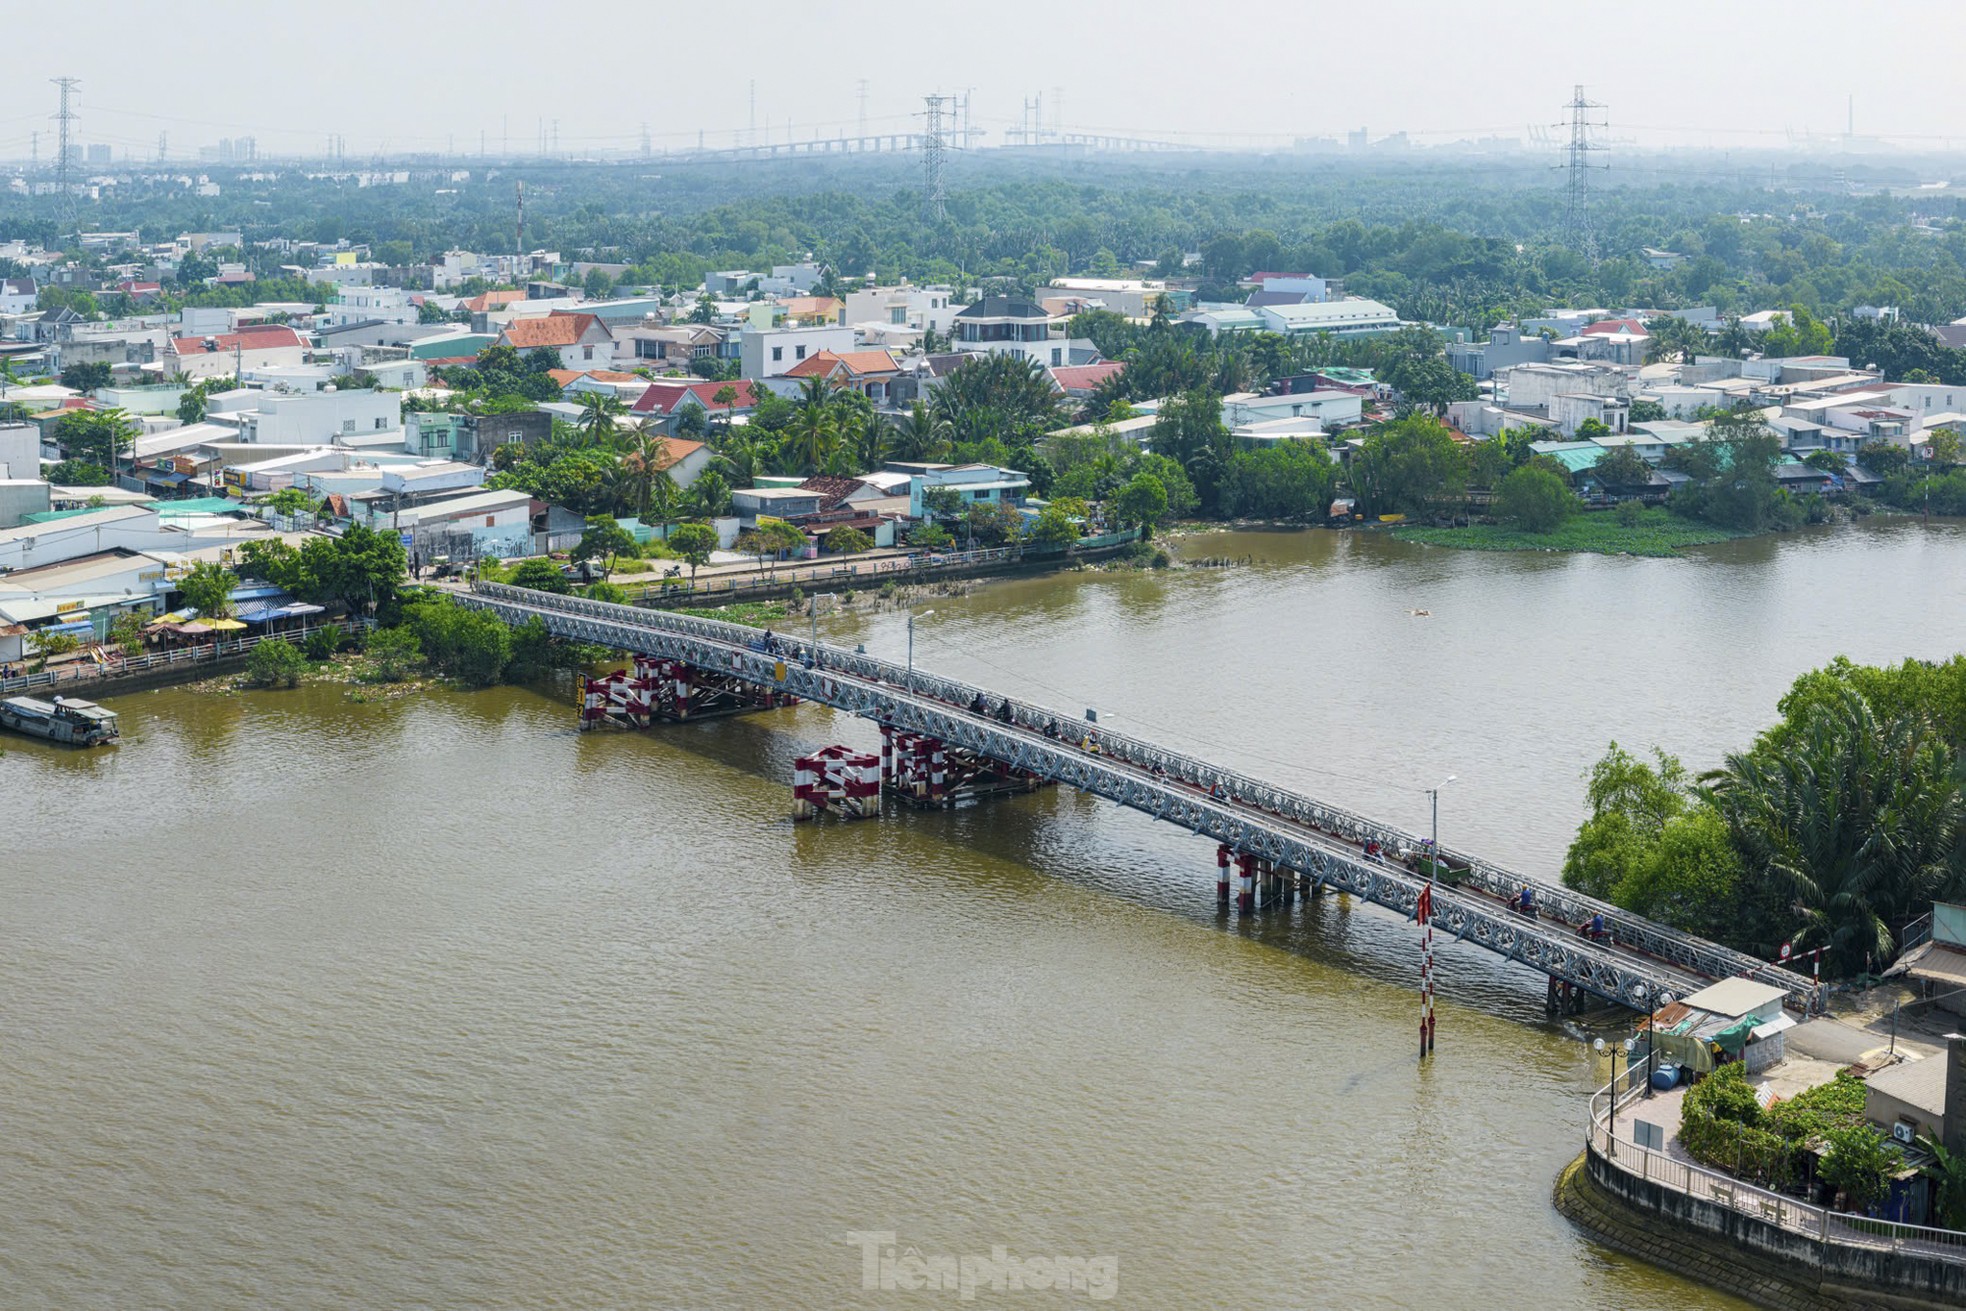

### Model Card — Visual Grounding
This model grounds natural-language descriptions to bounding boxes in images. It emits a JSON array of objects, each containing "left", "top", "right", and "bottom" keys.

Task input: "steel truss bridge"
[{"left": 459, "top": 582, "right": 1818, "bottom": 1015}]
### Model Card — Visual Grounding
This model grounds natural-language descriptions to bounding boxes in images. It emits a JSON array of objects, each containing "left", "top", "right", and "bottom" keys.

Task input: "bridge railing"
[
  {"left": 472, "top": 580, "right": 1795, "bottom": 1004},
  {"left": 466, "top": 582, "right": 1701, "bottom": 1010}
]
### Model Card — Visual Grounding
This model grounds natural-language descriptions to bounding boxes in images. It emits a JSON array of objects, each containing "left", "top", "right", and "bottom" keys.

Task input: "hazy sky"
[{"left": 3, "top": 0, "right": 1964, "bottom": 160}]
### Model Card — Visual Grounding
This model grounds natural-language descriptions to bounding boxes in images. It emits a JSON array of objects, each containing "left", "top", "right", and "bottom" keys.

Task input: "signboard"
[
  {"left": 55, "top": 600, "right": 84, "bottom": 614},
  {"left": 1633, "top": 1120, "right": 1665, "bottom": 1152},
  {"left": 399, "top": 531, "right": 415, "bottom": 550}
]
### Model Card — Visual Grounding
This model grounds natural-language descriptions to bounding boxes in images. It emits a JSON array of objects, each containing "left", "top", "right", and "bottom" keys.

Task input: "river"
[{"left": 8, "top": 519, "right": 1965, "bottom": 1309}]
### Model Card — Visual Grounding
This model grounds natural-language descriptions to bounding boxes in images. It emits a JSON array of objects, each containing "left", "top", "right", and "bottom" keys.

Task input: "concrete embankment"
[{"left": 1554, "top": 1153, "right": 1947, "bottom": 1311}]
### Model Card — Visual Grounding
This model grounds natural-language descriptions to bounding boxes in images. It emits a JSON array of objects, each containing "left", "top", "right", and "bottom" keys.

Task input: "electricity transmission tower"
[
  {"left": 51, "top": 76, "right": 80, "bottom": 219},
  {"left": 1557, "top": 84, "right": 1607, "bottom": 266},
  {"left": 921, "top": 94, "right": 948, "bottom": 222}
]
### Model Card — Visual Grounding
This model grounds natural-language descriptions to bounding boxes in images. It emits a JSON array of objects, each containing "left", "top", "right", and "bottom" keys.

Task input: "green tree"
[
  {"left": 572, "top": 515, "right": 637, "bottom": 576},
  {"left": 45, "top": 459, "right": 110, "bottom": 486},
  {"left": 59, "top": 361, "right": 113, "bottom": 392},
  {"left": 245, "top": 638, "right": 307, "bottom": 688},
  {"left": 1028, "top": 503, "right": 1081, "bottom": 548},
  {"left": 509, "top": 557, "right": 572, "bottom": 593},
  {"left": 1818, "top": 1123, "right": 1897, "bottom": 1214},
  {"left": 263, "top": 487, "right": 318, "bottom": 520},
  {"left": 1353, "top": 416, "right": 1467, "bottom": 518},
  {"left": 177, "top": 560, "right": 237, "bottom": 618},
  {"left": 736, "top": 517, "right": 806, "bottom": 578},
  {"left": 1562, "top": 744, "right": 1692, "bottom": 900},
  {"left": 824, "top": 524, "right": 873, "bottom": 554},
  {"left": 1495, "top": 463, "right": 1578, "bottom": 532},
  {"left": 54, "top": 407, "right": 138, "bottom": 472},
  {"left": 1593, "top": 443, "right": 1652, "bottom": 491},
  {"left": 1110, "top": 471, "right": 1168, "bottom": 532},
  {"left": 1860, "top": 443, "right": 1910, "bottom": 477},
  {"left": 402, "top": 596, "right": 513, "bottom": 687},
  {"left": 359, "top": 626, "right": 424, "bottom": 682},
  {"left": 667, "top": 521, "right": 719, "bottom": 582}
]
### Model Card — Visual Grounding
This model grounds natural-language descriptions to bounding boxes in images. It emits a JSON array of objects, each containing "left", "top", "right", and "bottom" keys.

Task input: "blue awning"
[{"left": 44, "top": 618, "right": 95, "bottom": 635}]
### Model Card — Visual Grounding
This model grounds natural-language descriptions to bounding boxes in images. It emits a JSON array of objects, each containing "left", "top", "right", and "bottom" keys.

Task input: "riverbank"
[{"left": 1395, "top": 508, "right": 1751, "bottom": 558}]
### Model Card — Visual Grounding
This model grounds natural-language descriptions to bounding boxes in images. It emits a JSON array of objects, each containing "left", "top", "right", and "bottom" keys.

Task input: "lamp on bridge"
[
  {"left": 1424, "top": 774, "right": 1457, "bottom": 878},
  {"left": 907, "top": 609, "right": 935, "bottom": 691}
]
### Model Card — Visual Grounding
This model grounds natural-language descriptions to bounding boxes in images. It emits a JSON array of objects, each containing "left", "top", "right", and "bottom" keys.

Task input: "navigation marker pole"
[{"left": 1419, "top": 879, "right": 1436, "bottom": 1060}]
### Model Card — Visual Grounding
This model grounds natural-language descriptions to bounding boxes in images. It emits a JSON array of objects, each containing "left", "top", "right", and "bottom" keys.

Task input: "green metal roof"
[
  {"left": 1547, "top": 446, "right": 1607, "bottom": 474},
  {"left": 155, "top": 497, "right": 243, "bottom": 517}
]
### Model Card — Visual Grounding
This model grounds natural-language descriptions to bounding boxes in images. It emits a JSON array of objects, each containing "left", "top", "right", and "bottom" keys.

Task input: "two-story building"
[
  {"left": 908, "top": 463, "right": 1032, "bottom": 519},
  {"left": 163, "top": 324, "right": 307, "bottom": 381},
  {"left": 953, "top": 297, "right": 1061, "bottom": 367},
  {"left": 781, "top": 350, "right": 903, "bottom": 405}
]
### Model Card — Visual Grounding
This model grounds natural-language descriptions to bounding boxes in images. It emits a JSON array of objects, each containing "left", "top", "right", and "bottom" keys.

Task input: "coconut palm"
[
  {"left": 790, "top": 393, "right": 837, "bottom": 474},
  {"left": 889, "top": 401, "right": 949, "bottom": 462},
  {"left": 618, "top": 430, "right": 671, "bottom": 518},
  {"left": 574, "top": 390, "right": 625, "bottom": 439},
  {"left": 1704, "top": 685, "right": 1961, "bottom": 972}
]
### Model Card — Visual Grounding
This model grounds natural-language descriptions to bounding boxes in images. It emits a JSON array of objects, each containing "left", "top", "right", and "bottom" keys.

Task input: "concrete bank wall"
[{"left": 1555, "top": 1150, "right": 1963, "bottom": 1311}]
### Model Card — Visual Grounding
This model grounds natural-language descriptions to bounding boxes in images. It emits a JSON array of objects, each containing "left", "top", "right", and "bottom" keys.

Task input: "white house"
[
  {"left": 327, "top": 285, "right": 419, "bottom": 327},
  {"left": 498, "top": 313, "right": 616, "bottom": 371},
  {"left": 1221, "top": 390, "right": 1362, "bottom": 430},
  {"left": 738, "top": 322, "right": 857, "bottom": 379},
  {"left": 163, "top": 324, "right": 307, "bottom": 381},
  {"left": 0, "top": 277, "right": 35, "bottom": 316},
  {"left": 909, "top": 464, "right": 1032, "bottom": 518},
  {"left": 951, "top": 297, "right": 1062, "bottom": 367},
  {"left": 206, "top": 386, "right": 400, "bottom": 445}
]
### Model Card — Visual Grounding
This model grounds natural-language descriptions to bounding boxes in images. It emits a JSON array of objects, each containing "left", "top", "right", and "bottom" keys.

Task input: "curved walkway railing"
[{"left": 1586, "top": 1068, "right": 1966, "bottom": 1262}]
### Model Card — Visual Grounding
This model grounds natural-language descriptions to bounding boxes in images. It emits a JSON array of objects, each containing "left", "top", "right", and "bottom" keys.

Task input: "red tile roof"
[
  {"left": 781, "top": 349, "right": 900, "bottom": 380},
  {"left": 1582, "top": 317, "right": 1648, "bottom": 336},
  {"left": 169, "top": 325, "right": 305, "bottom": 355},
  {"left": 463, "top": 289, "right": 527, "bottom": 313},
  {"left": 630, "top": 378, "right": 759, "bottom": 415},
  {"left": 650, "top": 438, "right": 705, "bottom": 472},
  {"left": 1049, "top": 361, "right": 1126, "bottom": 393},
  {"left": 547, "top": 368, "right": 644, "bottom": 388},
  {"left": 501, "top": 313, "right": 604, "bottom": 349}
]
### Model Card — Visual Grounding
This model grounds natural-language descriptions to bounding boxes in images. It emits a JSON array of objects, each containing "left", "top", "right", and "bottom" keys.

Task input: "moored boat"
[{"left": 0, "top": 694, "right": 120, "bottom": 746}]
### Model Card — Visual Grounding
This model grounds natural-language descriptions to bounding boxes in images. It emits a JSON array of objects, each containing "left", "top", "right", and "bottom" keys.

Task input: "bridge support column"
[
  {"left": 1216, "top": 845, "right": 1231, "bottom": 904},
  {"left": 793, "top": 756, "right": 818, "bottom": 820},
  {"left": 1236, "top": 852, "right": 1255, "bottom": 914}
]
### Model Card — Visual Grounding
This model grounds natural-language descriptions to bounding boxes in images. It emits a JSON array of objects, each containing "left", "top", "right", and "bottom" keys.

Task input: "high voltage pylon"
[
  {"left": 50, "top": 76, "right": 80, "bottom": 219},
  {"left": 1557, "top": 83, "right": 1607, "bottom": 267},
  {"left": 921, "top": 94, "right": 948, "bottom": 222}
]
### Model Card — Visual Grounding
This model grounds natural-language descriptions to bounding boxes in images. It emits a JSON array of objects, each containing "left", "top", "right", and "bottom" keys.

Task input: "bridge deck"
[{"left": 457, "top": 582, "right": 1817, "bottom": 1013}]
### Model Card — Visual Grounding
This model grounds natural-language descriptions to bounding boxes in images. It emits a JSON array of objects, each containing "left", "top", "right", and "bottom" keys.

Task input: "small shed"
[{"left": 1646, "top": 979, "right": 1794, "bottom": 1075}]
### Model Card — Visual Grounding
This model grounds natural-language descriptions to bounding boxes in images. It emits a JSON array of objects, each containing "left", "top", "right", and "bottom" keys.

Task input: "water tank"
[{"left": 1650, "top": 1064, "right": 1680, "bottom": 1092}]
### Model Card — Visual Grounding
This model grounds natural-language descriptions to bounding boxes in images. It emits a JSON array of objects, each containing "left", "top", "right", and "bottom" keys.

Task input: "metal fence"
[
  {"left": 1586, "top": 1072, "right": 1966, "bottom": 1262},
  {"left": 1, "top": 620, "right": 375, "bottom": 697}
]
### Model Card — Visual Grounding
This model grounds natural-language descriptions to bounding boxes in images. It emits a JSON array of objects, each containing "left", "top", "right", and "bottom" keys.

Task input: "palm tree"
[
  {"left": 618, "top": 430, "right": 671, "bottom": 518},
  {"left": 889, "top": 402, "right": 949, "bottom": 463},
  {"left": 1704, "top": 686, "right": 1961, "bottom": 972},
  {"left": 574, "top": 390, "right": 625, "bottom": 440},
  {"left": 855, "top": 413, "right": 892, "bottom": 470},
  {"left": 791, "top": 385, "right": 838, "bottom": 474},
  {"left": 682, "top": 468, "right": 731, "bottom": 519}
]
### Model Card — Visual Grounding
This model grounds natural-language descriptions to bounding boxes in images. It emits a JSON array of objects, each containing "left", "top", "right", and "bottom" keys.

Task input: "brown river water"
[{"left": 9, "top": 519, "right": 1965, "bottom": 1308}]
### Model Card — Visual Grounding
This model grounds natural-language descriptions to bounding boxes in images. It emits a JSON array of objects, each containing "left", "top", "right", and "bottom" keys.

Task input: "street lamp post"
[
  {"left": 907, "top": 609, "right": 934, "bottom": 691},
  {"left": 1424, "top": 775, "right": 1457, "bottom": 879},
  {"left": 1595, "top": 1036, "right": 1637, "bottom": 1155}
]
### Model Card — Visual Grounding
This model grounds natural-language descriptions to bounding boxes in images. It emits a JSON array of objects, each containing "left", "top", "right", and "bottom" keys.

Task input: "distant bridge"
[{"left": 457, "top": 581, "right": 1818, "bottom": 1015}]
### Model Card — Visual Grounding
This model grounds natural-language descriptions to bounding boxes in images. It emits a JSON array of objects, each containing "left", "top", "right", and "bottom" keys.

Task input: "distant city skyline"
[{"left": 3, "top": 0, "right": 1966, "bottom": 162}]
